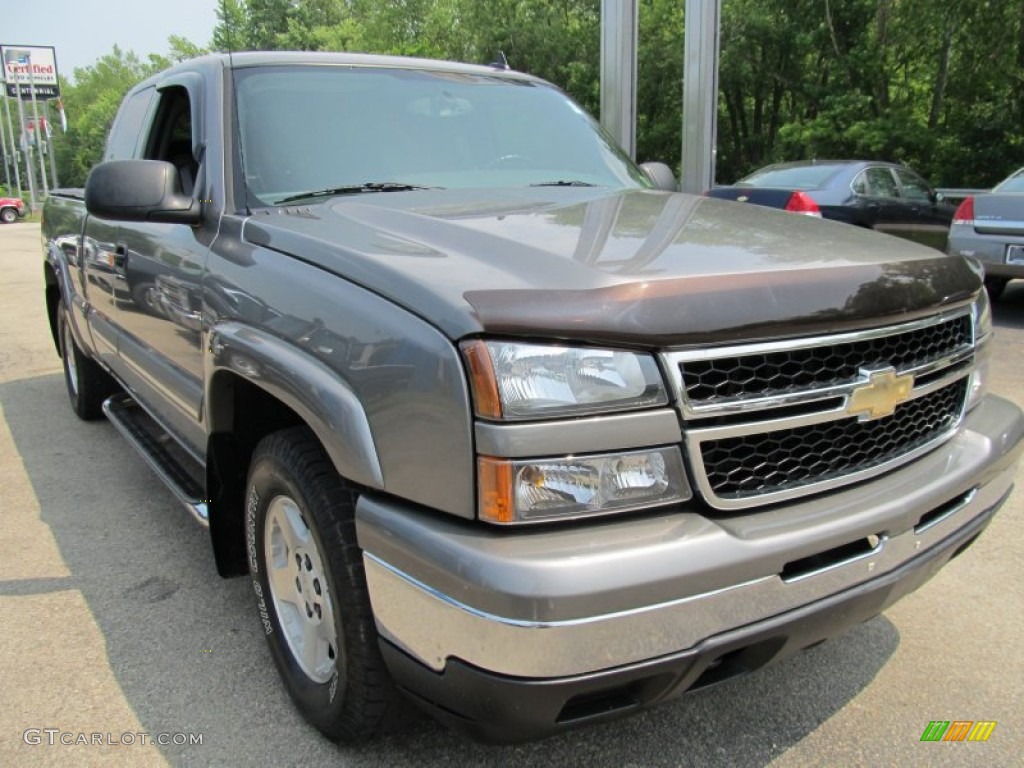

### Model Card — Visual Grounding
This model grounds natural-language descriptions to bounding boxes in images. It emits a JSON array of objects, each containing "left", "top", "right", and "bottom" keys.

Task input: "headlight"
[
  {"left": 968, "top": 290, "right": 992, "bottom": 411},
  {"left": 462, "top": 340, "right": 667, "bottom": 420},
  {"left": 479, "top": 447, "right": 690, "bottom": 524}
]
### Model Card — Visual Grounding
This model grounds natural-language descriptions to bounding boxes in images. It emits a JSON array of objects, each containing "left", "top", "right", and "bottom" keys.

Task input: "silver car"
[{"left": 948, "top": 167, "right": 1024, "bottom": 299}]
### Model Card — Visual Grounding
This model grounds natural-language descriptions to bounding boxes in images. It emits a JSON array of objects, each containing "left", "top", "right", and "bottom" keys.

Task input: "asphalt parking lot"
[{"left": 1, "top": 222, "right": 1021, "bottom": 767}]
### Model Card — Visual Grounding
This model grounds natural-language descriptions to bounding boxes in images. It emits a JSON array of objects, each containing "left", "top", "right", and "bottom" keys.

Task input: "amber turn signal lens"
[
  {"left": 477, "top": 448, "right": 690, "bottom": 525},
  {"left": 478, "top": 457, "right": 514, "bottom": 523},
  {"left": 461, "top": 340, "right": 503, "bottom": 419}
]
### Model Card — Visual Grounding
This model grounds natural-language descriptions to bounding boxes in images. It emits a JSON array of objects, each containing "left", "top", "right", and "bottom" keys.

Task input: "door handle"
[{"left": 115, "top": 244, "right": 128, "bottom": 272}]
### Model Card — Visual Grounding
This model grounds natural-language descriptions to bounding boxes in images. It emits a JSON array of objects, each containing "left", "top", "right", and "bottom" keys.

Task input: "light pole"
[
  {"left": 13, "top": 83, "right": 37, "bottom": 210},
  {"left": 680, "top": 0, "right": 721, "bottom": 194},
  {"left": 0, "top": 99, "right": 11, "bottom": 192},
  {"left": 3, "top": 50, "right": 36, "bottom": 210},
  {"left": 599, "top": 0, "right": 722, "bottom": 192},
  {"left": 24, "top": 50, "right": 50, "bottom": 199},
  {"left": 600, "top": 0, "right": 638, "bottom": 160},
  {"left": 44, "top": 100, "right": 59, "bottom": 188},
  {"left": 1, "top": 94, "right": 22, "bottom": 198}
]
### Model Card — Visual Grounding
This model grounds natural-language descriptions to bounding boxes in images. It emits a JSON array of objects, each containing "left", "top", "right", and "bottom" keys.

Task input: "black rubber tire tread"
[
  {"left": 58, "top": 299, "right": 118, "bottom": 420},
  {"left": 984, "top": 276, "right": 1009, "bottom": 301},
  {"left": 247, "top": 426, "right": 396, "bottom": 743}
]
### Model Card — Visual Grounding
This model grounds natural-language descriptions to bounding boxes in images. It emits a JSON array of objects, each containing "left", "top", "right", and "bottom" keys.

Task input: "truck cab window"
[
  {"left": 105, "top": 87, "right": 156, "bottom": 161},
  {"left": 144, "top": 87, "right": 199, "bottom": 196}
]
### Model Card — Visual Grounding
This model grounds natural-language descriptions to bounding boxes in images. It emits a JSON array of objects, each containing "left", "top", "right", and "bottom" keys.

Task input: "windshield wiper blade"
[
  {"left": 275, "top": 182, "right": 437, "bottom": 205},
  {"left": 529, "top": 180, "right": 600, "bottom": 187}
]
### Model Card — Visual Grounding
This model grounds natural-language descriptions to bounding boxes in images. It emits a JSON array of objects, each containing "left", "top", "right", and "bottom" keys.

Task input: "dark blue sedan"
[{"left": 707, "top": 160, "right": 957, "bottom": 250}]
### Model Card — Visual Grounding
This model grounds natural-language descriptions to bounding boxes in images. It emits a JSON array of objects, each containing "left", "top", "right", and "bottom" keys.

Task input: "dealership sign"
[{"left": 1, "top": 45, "right": 60, "bottom": 100}]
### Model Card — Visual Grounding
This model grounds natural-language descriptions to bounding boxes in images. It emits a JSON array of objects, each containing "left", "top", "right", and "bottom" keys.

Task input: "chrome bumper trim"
[{"left": 364, "top": 461, "right": 1014, "bottom": 679}]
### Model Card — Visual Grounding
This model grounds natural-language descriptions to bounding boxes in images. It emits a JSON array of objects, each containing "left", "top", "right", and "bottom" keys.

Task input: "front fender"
[{"left": 206, "top": 322, "right": 384, "bottom": 489}]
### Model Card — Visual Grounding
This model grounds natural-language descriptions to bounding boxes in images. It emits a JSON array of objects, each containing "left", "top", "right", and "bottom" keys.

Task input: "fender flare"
[
  {"left": 44, "top": 238, "right": 87, "bottom": 356},
  {"left": 205, "top": 322, "right": 384, "bottom": 489}
]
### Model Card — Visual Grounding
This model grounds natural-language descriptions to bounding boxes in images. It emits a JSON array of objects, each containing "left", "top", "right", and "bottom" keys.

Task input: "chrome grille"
[
  {"left": 681, "top": 314, "right": 971, "bottom": 405},
  {"left": 701, "top": 379, "right": 967, "bottom": 500},
  {"left": 663, "top": 307, "right": 975, "bottom": 510}
]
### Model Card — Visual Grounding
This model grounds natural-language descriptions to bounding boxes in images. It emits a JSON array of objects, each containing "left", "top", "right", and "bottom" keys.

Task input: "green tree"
[
  {"left": 52, "top": 0, "right": 1024, "bottom": 191},
  {"left": 54, "top": 47, "right": 169, "bottom": 186},
  {"left": 211, "top": 0, "right": 600, "bottom": 103},
  {"left": 636, "top": 0, "right": 685, "bottom": 167},
  {"left": 715, "top": 0, "right": 1024, "bottom": 186},
  {"left": 167, "top": 34, "right": 211, "bottom": 63}
]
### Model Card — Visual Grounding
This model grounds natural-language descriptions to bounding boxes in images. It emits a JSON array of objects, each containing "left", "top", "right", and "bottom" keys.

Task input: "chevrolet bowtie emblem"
[{"left": 847, "top": 367, "right": 914, "bottom": 421}]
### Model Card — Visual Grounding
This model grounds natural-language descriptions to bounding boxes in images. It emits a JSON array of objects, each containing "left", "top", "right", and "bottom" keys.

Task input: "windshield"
[
  {"left": 234, "top": 66, "right": 648, "bottom": 205},
  {"left": 994, "top": 168, "right": 1024, "bottom": 194},
  {"left": 737, "top": 164, "right": 844, "bottom": 189}
]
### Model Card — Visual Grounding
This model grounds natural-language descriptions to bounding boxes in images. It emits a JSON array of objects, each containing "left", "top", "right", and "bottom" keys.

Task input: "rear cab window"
[{"left": 105, "top": 86, "right": 157, "bottom": 161}]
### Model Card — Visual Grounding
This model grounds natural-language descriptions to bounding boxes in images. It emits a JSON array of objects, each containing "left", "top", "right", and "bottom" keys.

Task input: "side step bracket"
[{"left": 102, "top": 394, "right": 209, "bottom": 526}]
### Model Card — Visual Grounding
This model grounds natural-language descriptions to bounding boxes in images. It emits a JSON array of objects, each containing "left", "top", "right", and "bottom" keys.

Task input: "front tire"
[
  {"left": 245, "top": 427, "right": 395, "bottom": 743},
  {"left": 58, "top": 299, "right": 118, "bottom": 420},
  {"left": 130, "top": 281, "right": 164, "bottom": 317},
  {"left": 0, "top": 207, "right": 16, "bottom": 224}
]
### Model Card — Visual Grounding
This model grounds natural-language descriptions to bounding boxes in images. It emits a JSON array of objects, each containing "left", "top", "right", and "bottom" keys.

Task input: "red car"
[{"left": 1, "top": 196, "right": 26, "bottom": 223}]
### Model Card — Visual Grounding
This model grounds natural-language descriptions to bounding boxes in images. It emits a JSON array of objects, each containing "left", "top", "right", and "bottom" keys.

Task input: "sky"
[{"left": 4, "top": 0, "right": 220, "bottom": 80}]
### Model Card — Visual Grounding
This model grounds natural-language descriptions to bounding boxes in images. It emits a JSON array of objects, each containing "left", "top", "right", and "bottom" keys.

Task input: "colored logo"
[
  {"left": 920, "top": 720, "right": 996, "bottom": 742},
  {"left": 847, "top": 367, "right": 914, "bottom": 421}
]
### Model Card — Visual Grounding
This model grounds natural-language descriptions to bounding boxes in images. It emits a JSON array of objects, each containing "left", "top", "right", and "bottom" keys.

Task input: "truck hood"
[{"left": 243, "top": 187, "right": 979, "bottom": 346}]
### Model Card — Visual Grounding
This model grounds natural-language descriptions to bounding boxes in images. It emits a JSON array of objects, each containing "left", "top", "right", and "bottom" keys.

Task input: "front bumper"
[{"left": 355, "top": 394, "right": 1023, "bottom": 742}]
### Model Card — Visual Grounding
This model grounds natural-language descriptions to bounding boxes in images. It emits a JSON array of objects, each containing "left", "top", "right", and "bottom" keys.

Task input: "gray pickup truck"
[{"left": 42, "top": 52, "right": 1023, "bottom": 744}]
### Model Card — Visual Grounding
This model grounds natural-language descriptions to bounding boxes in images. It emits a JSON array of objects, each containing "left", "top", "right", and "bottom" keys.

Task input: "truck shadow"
[
  {"left": 992, "top": 282, "right": 1024, "bottom": 330},
  {"left": 1, "top": 374, "right": 898, "bottom": 768}
]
